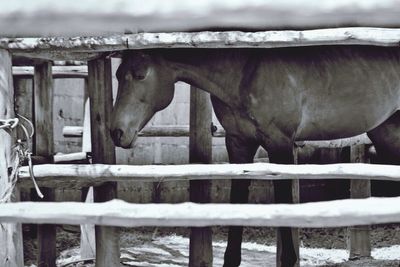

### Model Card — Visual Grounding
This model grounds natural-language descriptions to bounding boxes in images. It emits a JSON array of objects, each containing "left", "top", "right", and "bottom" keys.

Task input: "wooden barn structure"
[{"left": 1, "top": 1, "right": 400, "bottom": 267}]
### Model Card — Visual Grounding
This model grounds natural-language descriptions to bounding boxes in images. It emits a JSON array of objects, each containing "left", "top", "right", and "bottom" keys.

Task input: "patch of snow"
[
  {"left": 129, "top": 246, "right": 172, "bottom": 256},
  {"left": 373, "top": 245, "right": 400, "bottom": 260},
  {"left": 51, "top": 235, "right": 400, "bottom": 267}
]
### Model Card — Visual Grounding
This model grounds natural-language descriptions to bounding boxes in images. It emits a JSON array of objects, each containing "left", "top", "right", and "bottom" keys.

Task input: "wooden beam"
[
  {"left": 14, "top": 77, "right": 33, "bottom": 149},
  {"left": 63, "top": 125, "right": 226, "bottom": 137},
  {"left": 62, "top": 124, "right": 370, "bottom": 147},
  {"left": 1, "top": 1, "right": 400, "bottom": 35},
  {"left": 349, "top": 145, "right": 371, "bottom": 259},
  {"left": 13, "top": 66, "right": 88, "bottom": 78},
  {"left": 2, "top": 28, "right": 400, "bottom": 61},
  {"left": 33, "top": 61, "right": 56, "bottom": 267},
  {"left": 0, "top": 49, "right": 24, "bottom": 267},
  {"left": 53, "top": 152, "right": 89, "bottom": 163},
  {"left": 17, "top": 163, "right": 400, "bottom": 189},
  {"left": 1, "top": 197, "right": 400, "bottom": 228},
  {"left": 189, "top": 87, "right": 213, "bottom": 267},
  {"left": 88, "top": 57, "right": 120, "bottom": 267}
]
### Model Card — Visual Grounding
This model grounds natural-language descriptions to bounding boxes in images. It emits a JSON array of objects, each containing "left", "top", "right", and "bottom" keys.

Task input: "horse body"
[{"left": 111, "top": 46, "right": 400, "bottom": 266}]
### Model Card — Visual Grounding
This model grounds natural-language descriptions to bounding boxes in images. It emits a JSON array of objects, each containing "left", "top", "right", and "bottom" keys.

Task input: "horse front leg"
[
  {"left": 223, "top": 134, "right": 259, "bottom": 267},
  {"left": 268, "top": 147, "right": 300, "bottom": 267}
]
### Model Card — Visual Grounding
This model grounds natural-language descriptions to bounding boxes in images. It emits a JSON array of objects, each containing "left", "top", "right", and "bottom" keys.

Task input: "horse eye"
[{"left": 134, "top": 74, "right": 146, "bottom": 80}]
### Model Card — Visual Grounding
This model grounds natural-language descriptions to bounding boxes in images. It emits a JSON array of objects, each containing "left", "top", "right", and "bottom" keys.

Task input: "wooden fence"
[{"left": 1, "top": 27, "right": 400, "bottom": 267}]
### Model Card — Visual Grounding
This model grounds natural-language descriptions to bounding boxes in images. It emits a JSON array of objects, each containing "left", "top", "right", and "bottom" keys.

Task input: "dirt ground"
[{"left": 23, "top": 224, "right": 400, "bottom": 266}]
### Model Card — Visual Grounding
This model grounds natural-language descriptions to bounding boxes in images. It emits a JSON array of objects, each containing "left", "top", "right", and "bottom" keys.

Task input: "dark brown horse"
[{"left": 110, "top": 46, "right": 400, "bottom": 267}]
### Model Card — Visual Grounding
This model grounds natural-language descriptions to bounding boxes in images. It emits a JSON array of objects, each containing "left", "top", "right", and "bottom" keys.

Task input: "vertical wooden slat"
[
  {"left": 0, "top": 49, "right": 24, "bottom": 267},
  {"left": 34, "top": 61, "right": 56, "bottom": 267},
  {"left": 14, "top": 77, "right": 33, "bottom": 149},
  {"left": 80, "top": 97, "right": 95, "bottom": 259},
  {"left": 189, "top": 86, "right": 213, "bottom": 267},
  {"left": 349, "top": 144, "right": 371, "bottom": 259},
  {"left": 14, "top": 75, "right": 36, "bottom": 243},
  {"left": 88, "top": 57, "right": 120, "bottom": 267}
]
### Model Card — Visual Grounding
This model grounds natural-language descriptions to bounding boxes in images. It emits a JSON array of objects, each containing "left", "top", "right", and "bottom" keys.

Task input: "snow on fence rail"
[
  {"left": 3, "top": 27, "right": 400, "bottom": 61},
  {"left": 16, "top": 162, "right": 400, "bottom": 189},
  {"left": 1, "top": 197, "right": 400, "bottom": 228}
]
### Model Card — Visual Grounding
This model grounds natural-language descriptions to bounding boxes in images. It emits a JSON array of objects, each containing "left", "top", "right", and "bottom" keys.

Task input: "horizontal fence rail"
[
  {"left": 63, "top": 125, "right": 372, "bottom": 147},
  {"left": 17, "top": 163, "right": 400, "bottom": 189},
  {"left": 1, "top": 197, "right": 400, "bottom": 228},
  {"left": 3, "top": 28, "right": 400, "bottom": 61},
  {"left": 12, "top": 66, "right": 88, "bottom": 78}
]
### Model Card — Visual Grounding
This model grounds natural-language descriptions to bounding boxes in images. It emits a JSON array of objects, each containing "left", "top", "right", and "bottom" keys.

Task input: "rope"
[
  {"left": 0, "top": 115, "right": 43, "bottom": 203},
  {"left": 0, "top": 118, "right": 18, "bottom": 130}
]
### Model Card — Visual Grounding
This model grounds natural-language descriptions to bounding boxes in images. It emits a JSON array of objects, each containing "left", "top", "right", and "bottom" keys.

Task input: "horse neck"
[{"left": 165, "top": 49, "right": 244, "bottom": 106}]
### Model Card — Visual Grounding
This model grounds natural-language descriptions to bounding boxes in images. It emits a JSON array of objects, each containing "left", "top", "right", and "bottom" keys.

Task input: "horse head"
[{"left": 111, "top": 51, "right": 175, "bottom": 148}]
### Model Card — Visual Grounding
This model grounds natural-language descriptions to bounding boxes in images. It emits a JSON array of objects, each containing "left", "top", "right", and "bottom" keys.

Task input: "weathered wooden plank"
[
  {"left": 80, "top": 98, "right": 94, "bottom": 259},
  {"left": 14, "top": 77, "right": 33, "bottom": 149},
  {"left": 88, "top": 57, "right": 120, "bottom": 267},
  {"left": 0, "top": 49, "right": 24, "bottom": 267},
  {"left": 17, "top": 163, "right": 400, "bottom": 189},
  {"left": 189, "top": 87, "right": 213, "bottom": 267},
  {"left": 53, "top": 152, "right": 89, "bottom": 163},
  {"left": 14, "top": 71, "right": 36, "bottom": 246},
  {"left": 349, "top": 144, "right": 371, "bottom": 259},
  {"left": 124, "top": 28, "right": 400, "bottom": 49},
  {"left": 64, "top": 124, "right": 226, "bottom": 137},
  {"left": 1, "top": 1, "right": 400, "bottom": 35},
  {"left": 63, "top": 124, "right": 371, "bottom": 147},
  {"left": 1, "top": 197, "right": 400, "bottom": 228},
  {"left": 13, "top": 66, "right": 88, "bottom": 78},
  {"left": 33, "top": 61, "right": 56, "bottom": 267},
  {"left": 80, "top": 187, "right": 96, "bottom": 259},
  {"left": 3, "top": 28, "right": 400, "bottom": 61}
]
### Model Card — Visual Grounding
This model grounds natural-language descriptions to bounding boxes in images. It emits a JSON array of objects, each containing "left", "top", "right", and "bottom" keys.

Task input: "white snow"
[{"left": 52, "top": 235, "right": 400, "bottom": 267}]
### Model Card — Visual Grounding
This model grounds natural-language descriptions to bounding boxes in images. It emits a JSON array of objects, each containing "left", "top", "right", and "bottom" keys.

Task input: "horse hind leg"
[
  {"left": 223, "top": 134, "right": 259, "bottom": 267},
  {"left": 367, "top": 110, "right": 400, "bottom": 196},
  {"left": 367, "top": 110, "right": 400, "bottom": 164}
]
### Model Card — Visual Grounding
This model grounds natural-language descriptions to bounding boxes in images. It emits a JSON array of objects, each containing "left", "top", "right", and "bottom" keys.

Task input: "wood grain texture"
[
  {"left": 1, "top": 197, "right": 400, "bottom": 228},
  {"left": 13, "top": 66, "right": 88, "bottom": 78},
  {"left": 2, "top": 28, "right": 400, "bottom": 60},
  {"left": 349, "top": 145, "right": 371, "bottom": 259},
  {"left": 33, "top": 61, "right": 56, "bottom": 267},
  {"left": 0, "top": 49, "right": 24, "bottom": 267},
  {"left": 88, "top": 57, "right": 120, "bottom": 267},
  {"left": 189, "top": 87, "right": 213, "bottom": 267},
  {"left": 17, "top": 162, "right": 400, "bottom": 189}
]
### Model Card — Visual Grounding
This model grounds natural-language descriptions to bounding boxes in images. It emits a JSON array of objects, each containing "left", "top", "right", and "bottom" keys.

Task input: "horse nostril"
[{"left": 111, "top": 129, "right": 124, "bottom": 145}]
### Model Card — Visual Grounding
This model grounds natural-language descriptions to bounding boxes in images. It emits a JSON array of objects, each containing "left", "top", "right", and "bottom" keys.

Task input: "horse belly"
[
  {"left": 296, "top": 106, "right": 398, "bottom": 141},
  {"left": 295, "top": 75, "right": 400, "bottom": 141}
]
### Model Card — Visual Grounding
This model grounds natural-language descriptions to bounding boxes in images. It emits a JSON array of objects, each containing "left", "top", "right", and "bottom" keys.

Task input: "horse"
[{"left": 110, "top": 46, "right": 400, "bottom": 267}]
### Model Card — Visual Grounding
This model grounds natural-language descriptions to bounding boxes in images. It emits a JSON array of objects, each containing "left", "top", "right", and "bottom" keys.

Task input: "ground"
[{"left": 23, "top": 224, "right": 400, "bottom": 266}]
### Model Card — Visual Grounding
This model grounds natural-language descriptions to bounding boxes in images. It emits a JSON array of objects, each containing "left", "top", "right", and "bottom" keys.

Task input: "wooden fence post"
[
  {"left": 33, "top": 61, "right": 56, "bottom": 267},
  {"left": 88, "top": 57, "right": 120, "bottom": 267},
  {"left": 189, "top": 86, "right": 213, "bottom": 267},
  {"left": 349, "top": 144, "right": 371, "bottom": 259},
  {"left": 0, "top": 49, "right": 24, "bottom": 267}
]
